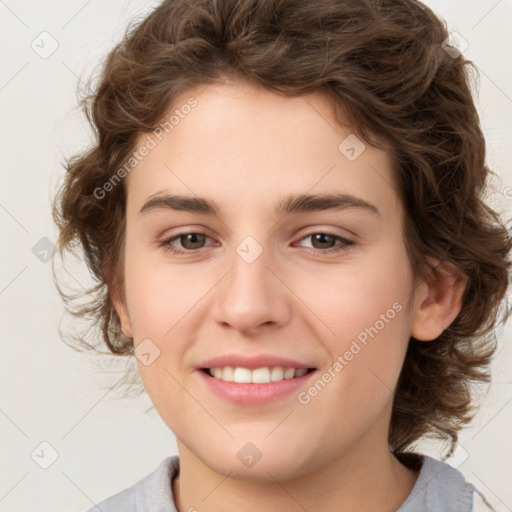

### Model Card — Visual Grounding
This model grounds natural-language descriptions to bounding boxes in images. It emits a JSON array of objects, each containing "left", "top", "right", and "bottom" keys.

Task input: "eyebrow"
[{"left": 139, "top": 192, "right": 381, "bottom": 217}]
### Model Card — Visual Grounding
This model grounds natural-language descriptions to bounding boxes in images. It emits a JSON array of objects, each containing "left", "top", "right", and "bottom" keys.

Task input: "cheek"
[
  {"left": 122, "top": 245, "right": 219, "bottom": 400},
  {"left": 298, "top": 247, "right": 413, "bottom": 395},
  {"left": 295, "top": 249, "right": 411, "bottom": 341},
  {"left": 123, "top": 244, "right": 207, "bottom": 338}
]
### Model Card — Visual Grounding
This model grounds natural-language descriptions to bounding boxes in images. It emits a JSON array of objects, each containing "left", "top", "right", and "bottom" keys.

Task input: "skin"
[{"left": 113, "top": 79, "right": 467, "bottom": 512}]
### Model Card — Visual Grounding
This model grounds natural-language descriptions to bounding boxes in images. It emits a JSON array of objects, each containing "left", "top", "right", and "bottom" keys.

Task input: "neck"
[{"left": 172, "top": 430, "right": 418, "bottom": 512}]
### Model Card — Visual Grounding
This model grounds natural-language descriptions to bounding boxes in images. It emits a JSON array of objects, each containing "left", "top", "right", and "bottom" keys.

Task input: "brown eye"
[
  {"left": 296, "top": 232, "right": 355, "bottom": 255},
  {"left": 310, "top": 233, "right": 338, "bottom": 249},
  {"left": 160, "top": 232, "right": 212, "bottom": 255},
  {"left": 177, "top": 233, "right": 207, "bottom": 250}
]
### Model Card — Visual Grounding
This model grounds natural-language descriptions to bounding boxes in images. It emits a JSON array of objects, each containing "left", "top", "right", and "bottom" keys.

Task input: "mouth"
[
  {"left": 199, "top": 366, "right": 317, "bottom": 384},
  {"left": 197, "top": 365, "right": 318, "bottom": 405}
]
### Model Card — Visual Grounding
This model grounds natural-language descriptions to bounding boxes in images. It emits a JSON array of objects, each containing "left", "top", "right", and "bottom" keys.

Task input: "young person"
[{"left": 52, "top": 0, "right": 511, "bottom": 510}]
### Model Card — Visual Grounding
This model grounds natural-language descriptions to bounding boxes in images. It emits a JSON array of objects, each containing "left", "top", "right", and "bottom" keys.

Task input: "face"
[{"left": 115, "top": 80, "right": 427, "bottom": 481}]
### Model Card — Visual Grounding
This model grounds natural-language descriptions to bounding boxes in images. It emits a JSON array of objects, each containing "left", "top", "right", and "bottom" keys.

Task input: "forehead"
[{"left": 125, "top": 80, "right": 401, "bottom": 220}]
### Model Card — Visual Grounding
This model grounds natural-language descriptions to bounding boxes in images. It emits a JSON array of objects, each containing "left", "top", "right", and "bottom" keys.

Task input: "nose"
[{"left": 211, "top": 240, "right": 292, "bottom": 335}]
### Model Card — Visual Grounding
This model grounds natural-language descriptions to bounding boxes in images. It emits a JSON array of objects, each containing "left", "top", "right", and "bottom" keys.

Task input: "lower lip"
[{"left": 197, "top": 369, "right": 317, "bottom": 405}]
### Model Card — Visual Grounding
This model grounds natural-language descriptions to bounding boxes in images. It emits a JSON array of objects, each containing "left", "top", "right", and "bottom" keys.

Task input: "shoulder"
[
  {"left": 85, "top": 455, "right": 180, "bottom": 512},
  {"left": 398, "top": 454, "right": 495, "bottom": 512}
]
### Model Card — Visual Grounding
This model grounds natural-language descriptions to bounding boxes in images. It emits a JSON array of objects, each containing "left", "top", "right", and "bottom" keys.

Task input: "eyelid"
[
  {"left": 159, "top": 225, "right": 213, "bottom": 242},
  {"left": 296, "top": 222, "right": 355, "bottom": 236},
  {"left": 296, "top": 231, "right": 353, "bottom": 244}
]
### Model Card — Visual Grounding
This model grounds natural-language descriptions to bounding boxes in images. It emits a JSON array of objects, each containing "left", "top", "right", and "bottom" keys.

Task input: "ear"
[
  {"left": 104, "top": 259, "right": 133, "bottom": 339},
  {"left": 410, "top": 258, "right": 468, "bottom": 341},
  {"left": 111, "top": 287, "right": 133, "bottom": 339}
]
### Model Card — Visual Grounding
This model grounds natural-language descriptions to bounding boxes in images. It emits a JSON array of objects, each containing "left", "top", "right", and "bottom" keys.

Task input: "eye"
[
  {"left": 296, "top": 232, "right": 355, "bottom": 254},
  {"left": 159, "top": 230, "right": 355, "bottom": 256},
  {"left": 160, "top": 232, "right": 213, "bottom": 255}
]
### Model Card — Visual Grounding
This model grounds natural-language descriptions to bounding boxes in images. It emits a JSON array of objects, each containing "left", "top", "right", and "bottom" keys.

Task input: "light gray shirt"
[{"left": 86, "top": 454, "right": 494, "bottom": 511}]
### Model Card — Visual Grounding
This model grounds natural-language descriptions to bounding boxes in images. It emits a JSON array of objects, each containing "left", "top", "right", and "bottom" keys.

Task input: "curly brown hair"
[{"left": 52, "top": 0, "right": 511, "bottom": 455}]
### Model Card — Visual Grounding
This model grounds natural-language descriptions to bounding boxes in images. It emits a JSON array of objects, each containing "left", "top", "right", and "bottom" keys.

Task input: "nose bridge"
[
  {"left": 232, "top": 234, "right": 271, "bottom": 289},
  {"left": 212, "top": 233, "right": 290, "bottom": 332}
]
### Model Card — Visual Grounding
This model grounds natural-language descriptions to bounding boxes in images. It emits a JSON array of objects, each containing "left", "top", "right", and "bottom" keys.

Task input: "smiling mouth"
[{"left": 200, "top": 366, "right": 317, "bottom": 384}]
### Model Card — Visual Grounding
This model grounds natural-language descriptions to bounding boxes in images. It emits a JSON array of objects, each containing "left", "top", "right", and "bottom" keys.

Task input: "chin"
[{"left": 195, "top": 437, "right": 315, "bottom": 482}]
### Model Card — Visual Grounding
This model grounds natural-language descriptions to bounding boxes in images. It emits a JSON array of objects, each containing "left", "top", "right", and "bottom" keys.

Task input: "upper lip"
[{"left": 197, "top": 354, "right": 317, "bottom": 370}]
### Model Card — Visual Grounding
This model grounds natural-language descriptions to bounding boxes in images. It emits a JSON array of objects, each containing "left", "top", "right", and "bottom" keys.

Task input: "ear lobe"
[{"left": 410, "top": 258, "right": 468, "bottom": 342}]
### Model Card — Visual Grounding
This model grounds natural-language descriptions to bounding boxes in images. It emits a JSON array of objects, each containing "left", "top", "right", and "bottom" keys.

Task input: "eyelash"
[{"left": 159, "top": 231, "right": 355, "bottom": 256}]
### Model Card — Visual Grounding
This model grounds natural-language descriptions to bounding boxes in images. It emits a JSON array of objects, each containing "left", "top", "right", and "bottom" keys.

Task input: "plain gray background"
[{"left": 1, "top": 0, "right": 511, "bottom": 510}]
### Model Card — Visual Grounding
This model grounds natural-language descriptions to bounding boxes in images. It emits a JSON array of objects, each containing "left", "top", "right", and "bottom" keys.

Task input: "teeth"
[{"left": 207, "top": 366, "right": 309, "bottom": 383}]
